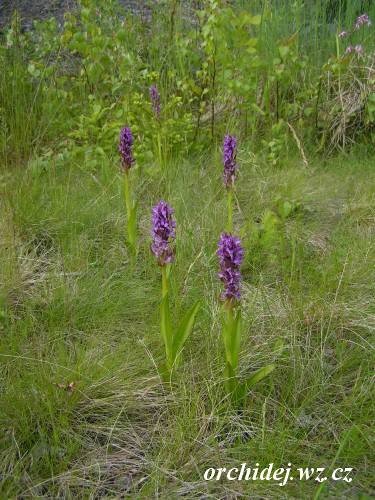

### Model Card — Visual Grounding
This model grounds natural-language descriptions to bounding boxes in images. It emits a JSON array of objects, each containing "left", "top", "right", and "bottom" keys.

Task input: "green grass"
[
  {"left": 1, "top": 150, "right": 374, "bottom": 497},
  {"left": 0, "top": 0, "right": 374, "bottom": 496}
]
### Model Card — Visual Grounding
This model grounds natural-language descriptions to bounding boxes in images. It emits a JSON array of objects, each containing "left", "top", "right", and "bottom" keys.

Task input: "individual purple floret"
[
  {"left": 119, "top": 126, "right": 135, "bottom": 172},
  {"left": 223, "top": 134, "right": 238, "bottom": 189},
  {"left": 217, "top": 232, "right": 244, "bottom": 302},
  {"left": 345, "top": 46, "right": 354, "bottom": 54},
  {"left": 150, "top": 84, "right": 161, "bottom": 118},
  {"left": 151, "top": 201, "right": 176, "bottom": 265},
  {"left": 355, "top": 44, "right": 364, "bottom": 54},
  {"left": 355, "top": 14, "right": 371, "bottom": 30},
  {"left": 338, "top": 31, "right": 347, "bottom": 38}
]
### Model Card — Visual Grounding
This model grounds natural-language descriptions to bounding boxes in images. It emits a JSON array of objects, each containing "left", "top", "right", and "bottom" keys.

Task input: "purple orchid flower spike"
[
  {"left": 150, "top": 84, "right": 161, "bottom": 119},
  {"left": 119, "top": 126, "right": 135, "bottom": 172},
  {"left": 217, "top": 232, "right": 244, "bottom": 302},
  {"left": 223, "top": 134, "right": 238, "bottom": 189},
  {"left": 151, "top": 200, "right": 176, "bottom": 266}
]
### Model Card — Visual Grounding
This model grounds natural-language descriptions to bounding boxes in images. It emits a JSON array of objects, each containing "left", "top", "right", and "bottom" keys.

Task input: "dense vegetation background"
[{"left": 0, "top": 0, "right": 374, "bottom": 497}]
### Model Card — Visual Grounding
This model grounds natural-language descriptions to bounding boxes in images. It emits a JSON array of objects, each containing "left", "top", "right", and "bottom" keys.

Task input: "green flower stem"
[
  {"left": 161, "top": 264, "right": 173, "bottom": 371},
  {"left": 123, "top": 170, "right": 131, "bottom": 216},
  {"left": 225, "top": 302, "right": 236, "bottom": 370},
  {"left": 223, "top": 300, "right": 241, "bottom": 394},
  {"left": 161, "top": 265, "right": 169, "bottom": 299},
  {"left": 227, "top": 188, "right": 233, "bottom": 233},
  {"left": 123, "top": 170, "right": 137, "bottom": 253},
  {"left": 157, "top": 130, "right": 163, "bottom": 169}
]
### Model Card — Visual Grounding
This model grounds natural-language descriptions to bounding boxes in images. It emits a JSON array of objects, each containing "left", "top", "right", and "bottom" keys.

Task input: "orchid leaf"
[
  {"left": 245, "top": 364, "right": 276, "bottom": 390},
  {"left": 172, "top": 301, "right": 200, "bottom": 365},
  {"left": 223, "top": 308, "right": 241, "bottom": 371},
  {"left": 222, "top": 316, "right": 232, "bottom": 366},
  {"left": 224, "top": 361, "right": 238, "bottom": 393}
]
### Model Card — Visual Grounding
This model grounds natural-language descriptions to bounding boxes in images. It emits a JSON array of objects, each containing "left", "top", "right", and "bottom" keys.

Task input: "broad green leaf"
[
  {"left": 117, "top": 28, "right": 127, "bottom": 42},
  {"left": 28, "top": 63, "right": 40, "bottom": 77},
  {"left": 251, "top": 103, "right": 265, "bottom": 116},
  {"left": 222, "top": 312, "right": 233, "bottom": 366},
  {"left": 172, "top": 301, "right": 200, "bottom": 364},
  {"left": 272, "top": 338, "right": 285, "bottom": 356},
  {"left": 278, "top": 45, "right": 290, "bottom": 58},
  {"left": 233, "top": 379, "right": 247, "bottom": 403},
  {"left": 222, "top": 318, "right": 232, "bottom": 365},
  {"left": 250, "top": 15, "right": 262, "bottom": 25},
  {"left": 245, "top": 364, "right": 275, "bottom": 390},
  {"left": 92, "top": 103, "right": 101, "bottom": 115},
  {"left": 158, "top": 361, "right": 172, "bottom": 383},
  {"left": 87, "top": 62, "right": 103, "bottom": 83},
  {"left": 247, "top": 37, "right": 258, "bottom": 48},
  {"left": 222, "top": 308, "right": 241, "bottom": 371},
  {"left": 224, "top": 361, "right": 238, "bottom": 394}
]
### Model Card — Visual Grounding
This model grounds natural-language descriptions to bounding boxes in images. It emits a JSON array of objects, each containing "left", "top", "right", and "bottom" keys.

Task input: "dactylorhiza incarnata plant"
[
  {"left": 217, "top": 233, "right": 275, "bottom": 399},
  {"left": 223, "top": 134, "right": 238, "bottom": 232},
  {"left": 119, "top": 126, "right": 137, "bottom": 253},
  {"left": 151, "top": 201, "right": 200, "bottom": 375}
]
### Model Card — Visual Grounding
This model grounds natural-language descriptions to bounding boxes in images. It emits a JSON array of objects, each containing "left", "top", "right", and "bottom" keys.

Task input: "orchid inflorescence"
[
  {"left": 151, "top": 200, "right": 176, "bottom": 266},
  {"left": 217, "top": 232, "right": 243, "bottom": 302},
  {"left": 223, "top": 134, "right": 238, "bottom": 189},
  {"left": 119, "top": 126, "right": 135, "bottom": 172},
  {"left": 150, "top": 84, "right": 161, "bottom": 119},
  {"left": 223, "top": 133, "right": 238, "bottom": 234},
  {"left": 119, "top": 126, "right": 137, "bottom": 252}
]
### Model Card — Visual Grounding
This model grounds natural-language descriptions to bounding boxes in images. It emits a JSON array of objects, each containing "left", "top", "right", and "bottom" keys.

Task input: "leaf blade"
[
  {"left": 172, "top": 301, "right": 200, "bottom": 364},
  {"left": 245, "top": 364, "right": 276, "bottom": 390}
]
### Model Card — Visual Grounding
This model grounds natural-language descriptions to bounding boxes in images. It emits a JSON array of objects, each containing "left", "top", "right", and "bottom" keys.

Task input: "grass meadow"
[{"left": 0, "top": 0, "right": 374, "bottom": 498}]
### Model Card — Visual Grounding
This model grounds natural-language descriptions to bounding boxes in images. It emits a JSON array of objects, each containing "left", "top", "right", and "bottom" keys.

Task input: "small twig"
[{"left": 287, "top": 122, "right": 309, "bottom": 168}]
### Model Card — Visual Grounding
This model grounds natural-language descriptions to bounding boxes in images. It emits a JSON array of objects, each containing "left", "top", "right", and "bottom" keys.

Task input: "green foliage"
[
  {"left": 0, "top": 13, "right": 45, "bottom": 164},
  {"left": 1, "top": 136, "right": 374, "bottom": 498},
  {"left": 1, "top": 1, "right": 375, "bottom": 496},
  {"left": 222, "top": 306, "right": 276, "bottom": 405},
  {"left": 173, "top": 300, "right": 201, "bottom": 366},
  {"left": 160, "top": 267, "right": 200, "bottom": 374},
  {"left": 261, "top": 119, "right": 288, "bottom": 166},
  {"left": 2, "top": 0, "right": 373, "bottom": 169}
]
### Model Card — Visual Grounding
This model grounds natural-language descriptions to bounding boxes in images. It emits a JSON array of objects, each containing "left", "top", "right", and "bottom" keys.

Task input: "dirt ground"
[{"left": 0, "top": 0, "right": 155, "bottom": 30}]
